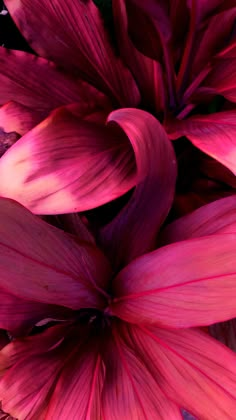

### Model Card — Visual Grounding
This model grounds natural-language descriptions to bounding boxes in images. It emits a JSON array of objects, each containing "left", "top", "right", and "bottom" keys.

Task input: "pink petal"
[
  {"left": 0, "top": 101, "right": 41, "bottom": 137},
  {"left": 160, "top": 195, "right": 236, "bottom": 245},
  {"left": 110, "top": 233, "right": 236, "bottom": 327},
  {"left": 166, "top": 111, "right": 236, "bottom": 174},
  {"left": 123, "top": 324, "right": 236, "bottom": 419},
  {"left": 101, "top": 322, "right": 181, "bottom": 420},
  {"left": 113, "top": 0, "right": 165, "bottom": 113},
  {"left": 0, "top": 198, "right": 111, "bottom": 309},
  {"left": 99, "top": 109, "right": 176, "bottom": 269},
  {"left": 5, "top": 0, "right": 139, "bottom": 106},
  {"left": 0, "top": 47, "right": 107, "bottom": 119},
  {"left": 0, "top": 106, "right": 136, "bottom": 214},
  {"left": 45, "top": 340, "right": 104, "bottom": 419}
]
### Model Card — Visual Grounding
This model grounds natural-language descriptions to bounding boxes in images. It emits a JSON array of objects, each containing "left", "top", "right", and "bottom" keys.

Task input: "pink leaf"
[
  {"left": 111, "top": 234, "right": 236, "bottom": 328},
  {"left": 4, "top": 0, "right": 139, "bottom": 106},
  {"left": 99, "top": 108, "right": 176, "bottom": 269},
  {"left": 160, "top": 195, "right": 236, "bottom": 245},
  {"left": 0, "top": 48, "right": 107, "bottom": 120},
  {"left": 0, "top": 333, "right": 68, "bottom": 419},
  {"left": 166, "top": 111, "right": 236, "bottom": 174},
  {"left": 190, "top": 8, "right": 236, "bottom": 78},
  {"left": 0, "top": 101, "right": 41, "bottom": 137},
  {"left": 113, "top": 0, "right": 165, "bottom": 113},
  {"left": 101, "top": 323, "right": 181, "bottom": 420},
  {"left": 123, "top": 324, "right": 236, "bottom": 420},
  {"left": 0, "top": 198, "right": 110, "bottom": 309},
  {"left": 45, "top": 341, "right": 104, "bottom": 419},
  {"left": 0, "top": 106, "right": 136, "bottom": 214},
  {"left": 0, "top": 288, "right": 73, "bottom": 336}
]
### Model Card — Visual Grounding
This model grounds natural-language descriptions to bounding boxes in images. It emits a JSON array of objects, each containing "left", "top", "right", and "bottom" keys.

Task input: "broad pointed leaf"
[
  {"left": 111, "top": 234, "right": 236, "bottom": 328},
  {"left": 5, "top": 0, "right": 139, "bottom": 106},
  {"left": 166, "top": 111, "right": 236, "bottom": 174},
  {"left": 0, "top": 107, "right": 136, "bottom": 214},
  {"left": 0, "top": 198, "right": 110, "bottom": 309},
  {"left": 99, "top": 109, "right": 176, "bottom": 269}
]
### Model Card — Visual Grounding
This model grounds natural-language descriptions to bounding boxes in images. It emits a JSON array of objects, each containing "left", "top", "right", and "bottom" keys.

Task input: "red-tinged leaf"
[
  {"left": 113, "top": 0, "right": 165, "bottom": 113},
  {"left": 123, "top": 324, "right": 236, "bottom": 420},
  {"left": 52, "top": 213, "right": 96, "bottom": 246},
  {"left": 126, "top": 0, "right": 171, "bottom": 42},
  {"left": 0, "top": 48, "right": 107, "bottom": 119},
  {"left": 0, "top": 288, "right": 73, "bottom": 336},
  {"left": 0, "top": 325, "right": 69, "bottom": 375},
  {"left": 190, "top": 8, "right": 236, "bottom": 78},
  {"left": 5, "top": 0, "right": 139, "bottom": 107},
  {"left": 176, "top": 0, "right": 199, "bottom": 93},
  {"left": 196, "top": 56, "right": 236, "bottom": 103},
  {"left": 99, "top": 109, "right": 176, "bottom": 270},
  {"left": 125, "top": 0, "right": 176, "bottom": 105},
  {"left": 166, "top": 111, "right": 236, "bottom": 174},
  {"left": 160, "top": 195, "right": 236, "bottom": 246},
  {"left": 217, "top": 41, "right": 236, "bottom": 59},
  {"left": 110, "top": 234, "right": 236, "bottom": 328},
  {"left": 196, "top": 0, "right": 225, "bottom": 18},
  {"left": 0, "top": 407, "right": 15, "bottom": 420},
  {"left": 176, "top": 1, "right": 229, "bottom": 95},
  {"left": 45, "top": 341, "right": 104, "bottom": 420},
  {"left": 0, "top": 106, "right": 136, "bottom": 214},
  {"left": 199, "top": 152, "right": 236, "bottom": 189},
  {"left": 0, "top": 198, "right": 110, "bottom": 310},
  {"left": 0, "top": 340, "right": 68, "bottom": 419},
  {"left": 170, "top": 0, "right": 190, "bottom": 63},
  {"left": 101, "top": 323, "right": 181, "bottom": 420},
  {"left": 0, "top": 101, "right": 41, "bottom": 137}
]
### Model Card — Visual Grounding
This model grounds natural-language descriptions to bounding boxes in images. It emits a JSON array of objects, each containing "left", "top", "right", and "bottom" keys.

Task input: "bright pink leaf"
[
  {"left": 166, "top": 111, "right": 236, "bottom": 174},
  {"left": 0, "top": 47, "right": 107, "bottom": 120},
  {"left": 4, "top": 0, "right": 139, "bottom": 106},
  {"left": 0, "top": 101, "right": 41, "bottom": 137},
  {"left": 0, "top": 198, "right": 110, "bottom": 309},
  {"left": 0, "top": 107, "right": 136, "bottom": 214},
  {"left": 99, "top": 108, "right": 176, "bottom": 269},
  {"left": 45, "top": 341, "right": 104, "bottom": 419},
  {"left": 123, "top": 324, "right": 236, "bottom": 420},
  {"left": 0, "top": 341, "right": 66, "bottom": 419},
  {"left": 110, "top": 234, "right": 236, "bottom": 327},
  {"left": 160, "top": 195, "right": 236, "bottom": 245},
  {"left": 101, "top": 323, "right": 181, "bottom": 420}
]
